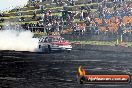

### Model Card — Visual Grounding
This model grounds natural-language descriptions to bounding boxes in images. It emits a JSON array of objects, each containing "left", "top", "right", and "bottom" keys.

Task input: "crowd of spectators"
[
  {"left": 22, "top": 10, "right": 63, "bottom": 35},
  {"left": 28, "top": 0, "right": 40, "bottom": 9},
  {"left": 68, "top": 0, "right": 132, "bottom": 36},
  {"left": 0, "top": 0, "right": 131, "bottom": 36},
  {"left": 0, "top": 13, "right": 5, "bottom": 23}
]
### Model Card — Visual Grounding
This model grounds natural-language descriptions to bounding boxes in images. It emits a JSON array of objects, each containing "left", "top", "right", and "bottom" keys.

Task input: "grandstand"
[{"left": 0, "top": 0, "right": 131, "bottom": 36}]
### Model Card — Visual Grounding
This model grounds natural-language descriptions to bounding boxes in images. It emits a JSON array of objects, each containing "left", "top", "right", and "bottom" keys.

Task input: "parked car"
[{"left": 38, "top": 35, "right": 72, "bottom": 53}]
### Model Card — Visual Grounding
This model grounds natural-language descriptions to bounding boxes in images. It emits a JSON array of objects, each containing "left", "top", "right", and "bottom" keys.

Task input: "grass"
[
  {"left": 51, "top": 13, "right": 62, "bottom": 16},
  {"left": 45, "top": 6, "right": 63, "bottom": 10},
  {"left": 8, "top": 9, "right": 39, "bottom": 14},
  {"left": 33, "top": 32, "right": 45, "bottom": 37},
  {"left": 124, "top": 42, "right": 132, "bottom": 47},
  {"left": 69, "top": 40, "right": 132, "bottom": 47},
  {"left": 0, "top": 21, "right": 38, "bottom": 26},
  {"left": 68, "top": 3, "right": 97, "bottom": 7},
  {"left": 70, "top": 40, "right": 116, "bottom": 46},
  {"left": 2, "top": 15, "right": 34, "bottom": 19}
]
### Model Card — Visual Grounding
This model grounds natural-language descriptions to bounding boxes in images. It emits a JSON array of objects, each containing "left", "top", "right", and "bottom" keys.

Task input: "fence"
[
  {"left": 27, "top": 26, "right": 132, "bottom": 42},
  {"left": 61, "top": 34, "right": 132, "bottom": 42}
]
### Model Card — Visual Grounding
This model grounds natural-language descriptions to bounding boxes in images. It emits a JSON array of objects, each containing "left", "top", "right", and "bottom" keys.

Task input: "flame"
[{"left": 78, "top": 66, "right": 86, "bottom": 76}]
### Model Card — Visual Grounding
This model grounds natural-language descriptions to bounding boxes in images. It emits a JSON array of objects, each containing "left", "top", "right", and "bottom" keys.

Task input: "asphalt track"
[{"left": 0, "top": 49, "right": 132, "bottom": 88}]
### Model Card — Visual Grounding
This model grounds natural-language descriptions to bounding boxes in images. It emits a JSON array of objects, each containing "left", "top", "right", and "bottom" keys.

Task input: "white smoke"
[
  {"left": 0, "top": 0, "right": 28, "bottom": 11},
  {"left": 0, "top": 29, "right": 39, "bottom": 52}
]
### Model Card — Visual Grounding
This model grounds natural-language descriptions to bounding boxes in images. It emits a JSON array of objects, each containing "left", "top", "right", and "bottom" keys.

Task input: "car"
[{"left": 38, "top": 35, "right": 72, "bottom": 53}]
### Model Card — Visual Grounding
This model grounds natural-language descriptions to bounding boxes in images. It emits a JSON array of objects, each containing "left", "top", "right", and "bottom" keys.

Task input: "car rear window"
[{"left": 48, "top": 37, "right": 64, "bottom": 42}]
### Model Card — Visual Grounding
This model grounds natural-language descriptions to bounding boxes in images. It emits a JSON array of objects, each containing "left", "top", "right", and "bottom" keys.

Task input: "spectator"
[
  {"left": 19, "top": 17, "right": 25, "bottom": 22},
  {"left": 0, "top": 18, "right": 4, "bottom": 23},
  {"left": 32, "top": 11, "right": 37, "bottom": 19},
  {"left": 0, "top": 13, "right": 4, "bottom": 17},
  {"left": 11, "top": 0, "right": 131, "bottom": 36},
  {"left": 40, "top": 5, "right": 45, "bottom": 13},
  {"left": 80, "top": 11, "right": 84, "bottom": 21}
]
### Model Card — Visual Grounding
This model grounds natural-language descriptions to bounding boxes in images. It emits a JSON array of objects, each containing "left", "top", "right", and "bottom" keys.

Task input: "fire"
[{"left": 78, "top": 66, "right": 86, "bottom": 76}]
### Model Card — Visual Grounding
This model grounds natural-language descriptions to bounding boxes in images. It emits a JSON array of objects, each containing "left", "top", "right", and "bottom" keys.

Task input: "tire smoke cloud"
[{"left": 0, "top": 29, "right": 39, "bottom": 52}]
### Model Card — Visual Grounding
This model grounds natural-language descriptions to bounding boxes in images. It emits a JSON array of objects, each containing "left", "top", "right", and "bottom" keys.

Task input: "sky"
[{"left": 0, "top": 0, "right": 28, "bottom": 11}]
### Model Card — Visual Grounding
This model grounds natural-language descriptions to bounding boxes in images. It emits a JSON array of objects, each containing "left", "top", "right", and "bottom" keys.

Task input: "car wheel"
[
  {"left": 38, "top": 45, "right": 41, "bottom": 49},
  {"left": 67, "top": 50, "right": 71, "bottom": 53},
  {"left": 45, "top": 45, "right": 51, "bottom": 54},
  {"left": 0, "top": 54, "right": 3, "bottom": 58},
  {"left": 41, "top": 46, "right": 45, "bottom": 53}
]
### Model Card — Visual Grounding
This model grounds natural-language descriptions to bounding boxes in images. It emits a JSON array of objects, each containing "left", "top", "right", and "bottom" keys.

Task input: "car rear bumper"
[
  {"left": 51, "top": 48, "right": 72, "bottom": 51},
  {"left": 51, "top": 45, "right": 72, "bottom": 51}
]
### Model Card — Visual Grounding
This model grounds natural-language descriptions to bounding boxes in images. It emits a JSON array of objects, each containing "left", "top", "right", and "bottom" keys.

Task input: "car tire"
[
  {"left": 67, "top": 50, "right": 71, "bottom": 53},
  {"left": 41, "top": 46, "right": 45, "bottom": 53},
  {"left": 45, "top": 45, "right": 51, "bottom": 54},
  {"left": 0, "top": 54, "right": 3, "bottom": 58}
]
